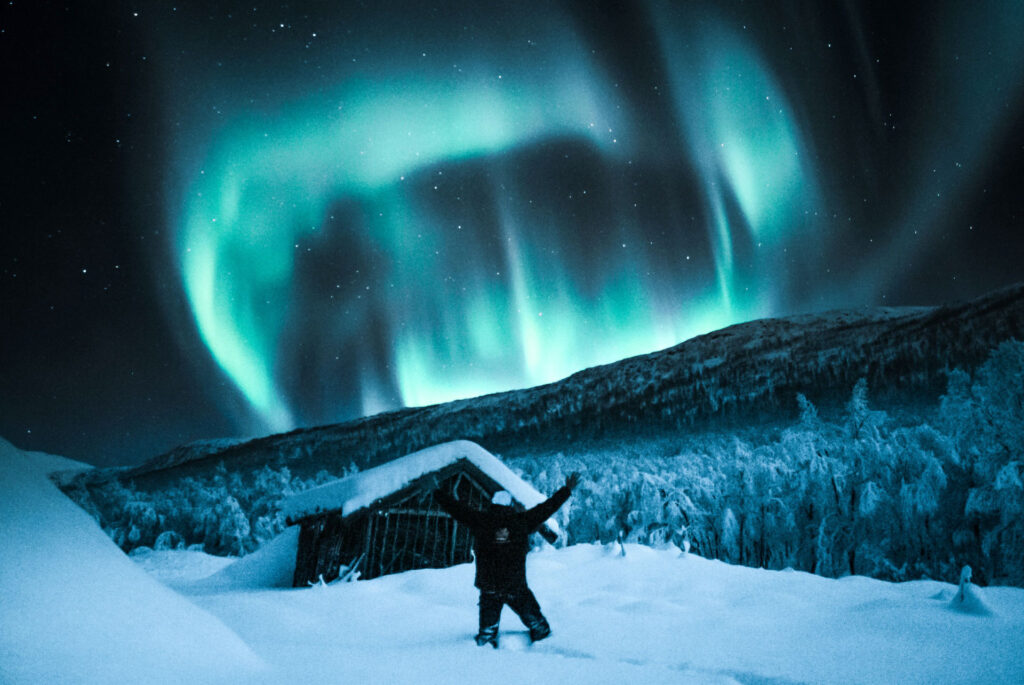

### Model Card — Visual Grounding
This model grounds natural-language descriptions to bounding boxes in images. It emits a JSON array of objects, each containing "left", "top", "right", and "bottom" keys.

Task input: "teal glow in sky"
[
  {"left": 176, "top": 10, "right": 817, "bottom": 431},
  {"left": 656, "top": 13, "right": 816, "bottom": 314},
  {"left": 7, "top": 0, "right": 1022, "bottom": 466},
  {"left": 167, "top": 0, "right": 1024, "bottom": 437}
]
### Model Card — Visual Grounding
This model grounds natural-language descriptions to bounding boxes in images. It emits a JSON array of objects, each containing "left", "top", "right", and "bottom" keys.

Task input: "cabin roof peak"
[{"left": 282, "top": 440, "right": 559, "bottom": 533}]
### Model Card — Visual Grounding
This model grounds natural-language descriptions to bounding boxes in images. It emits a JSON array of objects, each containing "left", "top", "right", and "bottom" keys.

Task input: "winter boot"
[
  {"left": 528, "top": 619, "right": 551, "bottom": 643},
  {"left": 475, "top": 625, "right": 499, "bottom": 649}
]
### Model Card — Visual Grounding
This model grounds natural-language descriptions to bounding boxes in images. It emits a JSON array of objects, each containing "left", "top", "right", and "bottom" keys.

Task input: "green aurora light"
[{"left": 176, "top": 15, "right": 817, "bottom": 431}]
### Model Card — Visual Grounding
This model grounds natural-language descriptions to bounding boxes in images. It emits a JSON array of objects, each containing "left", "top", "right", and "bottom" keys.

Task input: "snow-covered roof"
[{"left": 282, "top": 440, "right": 560, "bottom": 535}]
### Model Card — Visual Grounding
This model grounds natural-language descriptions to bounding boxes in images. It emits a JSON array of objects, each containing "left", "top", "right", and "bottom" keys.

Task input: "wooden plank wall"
[
  {"left": 292, "top": 462, "right": 521, "bottom": 586},
  {"left": 293, "top": 512, "right": 363, "bottom": 586}
]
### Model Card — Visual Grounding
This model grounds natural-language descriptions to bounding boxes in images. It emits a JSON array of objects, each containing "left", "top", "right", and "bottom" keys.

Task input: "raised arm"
[
  {"left": 524, "top": 472, "right": 580, "bottom": 530},
  {"left": 433, "top": 487, "right": 480, "bottom": 526}
]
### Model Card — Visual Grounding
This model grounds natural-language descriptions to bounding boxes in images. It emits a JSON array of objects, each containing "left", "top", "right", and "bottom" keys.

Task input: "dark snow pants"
[{"left": 476, "top": 587, "right": 551, "bottom": 646}]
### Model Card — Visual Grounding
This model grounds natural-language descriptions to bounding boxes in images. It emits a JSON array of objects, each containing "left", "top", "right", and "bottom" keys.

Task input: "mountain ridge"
[{"left": 66, "top": 282, "right": 1024, "bottom": 492}]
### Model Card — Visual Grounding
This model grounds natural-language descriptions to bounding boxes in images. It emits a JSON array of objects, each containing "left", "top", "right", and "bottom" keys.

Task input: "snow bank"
[
  {"left": 0, "top": 437, "right": 263, "bottom": 684},
  {"left": 192, "top": 526, "right": 300, "bottom": 591},
  {"left": 130, "top": 547, "right": 236, "bottom": 586},
  {"left": 132, "top": 541, "right": 1024, "bottom": 685},
  {"left": 5, "top": 432, "right": 1024, "bottom": 684},
  {"left": 283, "top": 440, "right": 561, "bottom": 534},
  {"left": 135, "top": 527, "right": 300, "bottom": 593}
]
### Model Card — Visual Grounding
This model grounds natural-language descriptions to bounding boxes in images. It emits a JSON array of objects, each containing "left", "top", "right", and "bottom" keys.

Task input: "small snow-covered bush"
[{"left": 154, "top": 530, "right": 185, "bottom": 551}]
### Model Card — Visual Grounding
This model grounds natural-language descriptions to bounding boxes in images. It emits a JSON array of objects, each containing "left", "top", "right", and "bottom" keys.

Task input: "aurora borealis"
[
  {"left": 178, "top": 38, "right": 627, "bottom": 429},
  {"left": 3, "top": 1, "right": 1024, "bottom": 464},
  {"left": 176, "top": 1, "right": 821, "bottom": 432}
]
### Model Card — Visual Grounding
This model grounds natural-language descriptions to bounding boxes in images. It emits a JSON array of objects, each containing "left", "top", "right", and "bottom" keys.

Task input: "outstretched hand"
[{"left": 565, "top": 472, "right": 581, "bottom": 490}]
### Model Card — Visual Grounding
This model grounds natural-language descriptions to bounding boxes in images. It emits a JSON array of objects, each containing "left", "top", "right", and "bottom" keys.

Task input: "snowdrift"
[
  {"left": 3, "top": 436, "right": 1024, "bottom": 684},
  {"left": 0, "top": 438, "right": 262, "bottom": 684}
]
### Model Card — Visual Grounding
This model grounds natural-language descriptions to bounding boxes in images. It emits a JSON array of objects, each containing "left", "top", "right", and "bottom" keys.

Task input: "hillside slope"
[{"left": 70, "top": 283, "right": 1024, "bottom": 492}]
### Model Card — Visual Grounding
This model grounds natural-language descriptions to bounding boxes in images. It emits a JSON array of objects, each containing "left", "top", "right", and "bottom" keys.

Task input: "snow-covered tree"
[{"left": 940, "top": 340, "right": 1024, "bottom": 584}]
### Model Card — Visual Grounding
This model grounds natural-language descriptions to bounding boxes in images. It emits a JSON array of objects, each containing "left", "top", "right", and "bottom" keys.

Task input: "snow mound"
[
  {"left": 283, "top": 440, "right": 561, "bottom": 534},
  {"left": 130, "top": 547, "right": 236, "bottom": 586},
  {"left": 194, "top": 526, "right": 300, "bottom": 590},
  {"left": 0, "top": 437, "right": 93, "bottom": 486},
  {"left": 0, "top": 436, "right": 263, "bottom": 684}
]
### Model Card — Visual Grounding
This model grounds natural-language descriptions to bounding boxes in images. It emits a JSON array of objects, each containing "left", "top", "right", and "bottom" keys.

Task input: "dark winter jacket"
[{"left": 434, "top": 487, "right": 571, "bottom": 591}]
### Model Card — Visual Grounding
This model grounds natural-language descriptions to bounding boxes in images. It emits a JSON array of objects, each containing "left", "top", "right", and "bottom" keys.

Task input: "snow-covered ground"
[{"left": 3, "top": 437, "right": 1023, "bottom": 684}]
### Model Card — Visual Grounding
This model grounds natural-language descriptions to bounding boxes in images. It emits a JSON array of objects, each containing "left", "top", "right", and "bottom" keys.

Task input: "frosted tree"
[
  {"left": 212, "top": 495, "right": 252, "bottom": 556},
  {"left": 92, "top": 480, "right": 164, "bottom": 551},
  {"left": 743, "top": 445, "right": 797, "bottom": 568},
  {"left": 781, "top": 419, "right": 839, "bottom": 575},
  {"left": 844, "top": 378, "right": 886, "bottom": 441},
  {"left": 891, "top": 425, "right": 951, "bottom": 578},
  {"left": 940, "top": 340, "right": 1024, "bottom": 584},
  {"left": 718, "top": 507, "right": 741, "bottom": 562}
]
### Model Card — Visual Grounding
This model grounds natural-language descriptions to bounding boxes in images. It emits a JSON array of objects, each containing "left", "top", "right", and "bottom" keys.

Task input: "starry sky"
[{"left": 2, "top": 1, "right": 1023, "bottom": 467}]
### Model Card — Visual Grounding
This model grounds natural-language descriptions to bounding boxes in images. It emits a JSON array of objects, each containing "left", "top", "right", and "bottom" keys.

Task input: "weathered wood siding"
[
  {"left": 293, "top": 511, "right": 364, "bottom": 586},
  {"left": 292, "top": 462, "right": 542, "bottom": 586}
]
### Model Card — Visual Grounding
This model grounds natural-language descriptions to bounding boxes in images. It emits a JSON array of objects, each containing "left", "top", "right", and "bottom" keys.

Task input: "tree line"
[{"left": 82, "top": 341, "right": 1024, "bottom": 586}]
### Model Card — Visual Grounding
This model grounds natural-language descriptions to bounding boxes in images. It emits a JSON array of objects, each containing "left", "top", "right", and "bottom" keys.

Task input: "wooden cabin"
[{"left": 282, "top": 441, "right": 561, "bottom": 587}]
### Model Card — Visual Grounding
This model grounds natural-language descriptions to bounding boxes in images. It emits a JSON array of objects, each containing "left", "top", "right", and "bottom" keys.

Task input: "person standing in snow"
[{"left": 433, "top": 472, "right": 580, "bottom": 648}]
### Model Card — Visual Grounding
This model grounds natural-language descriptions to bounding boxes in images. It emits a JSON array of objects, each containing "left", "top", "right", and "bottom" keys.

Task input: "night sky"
[{"left": 2, "top": 1, "right": 1023, "bottom": 467}]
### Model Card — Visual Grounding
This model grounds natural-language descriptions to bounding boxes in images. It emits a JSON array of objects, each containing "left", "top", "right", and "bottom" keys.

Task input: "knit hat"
[{"left": 491, "top": 490, "right": 513, "bottom": 506}]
